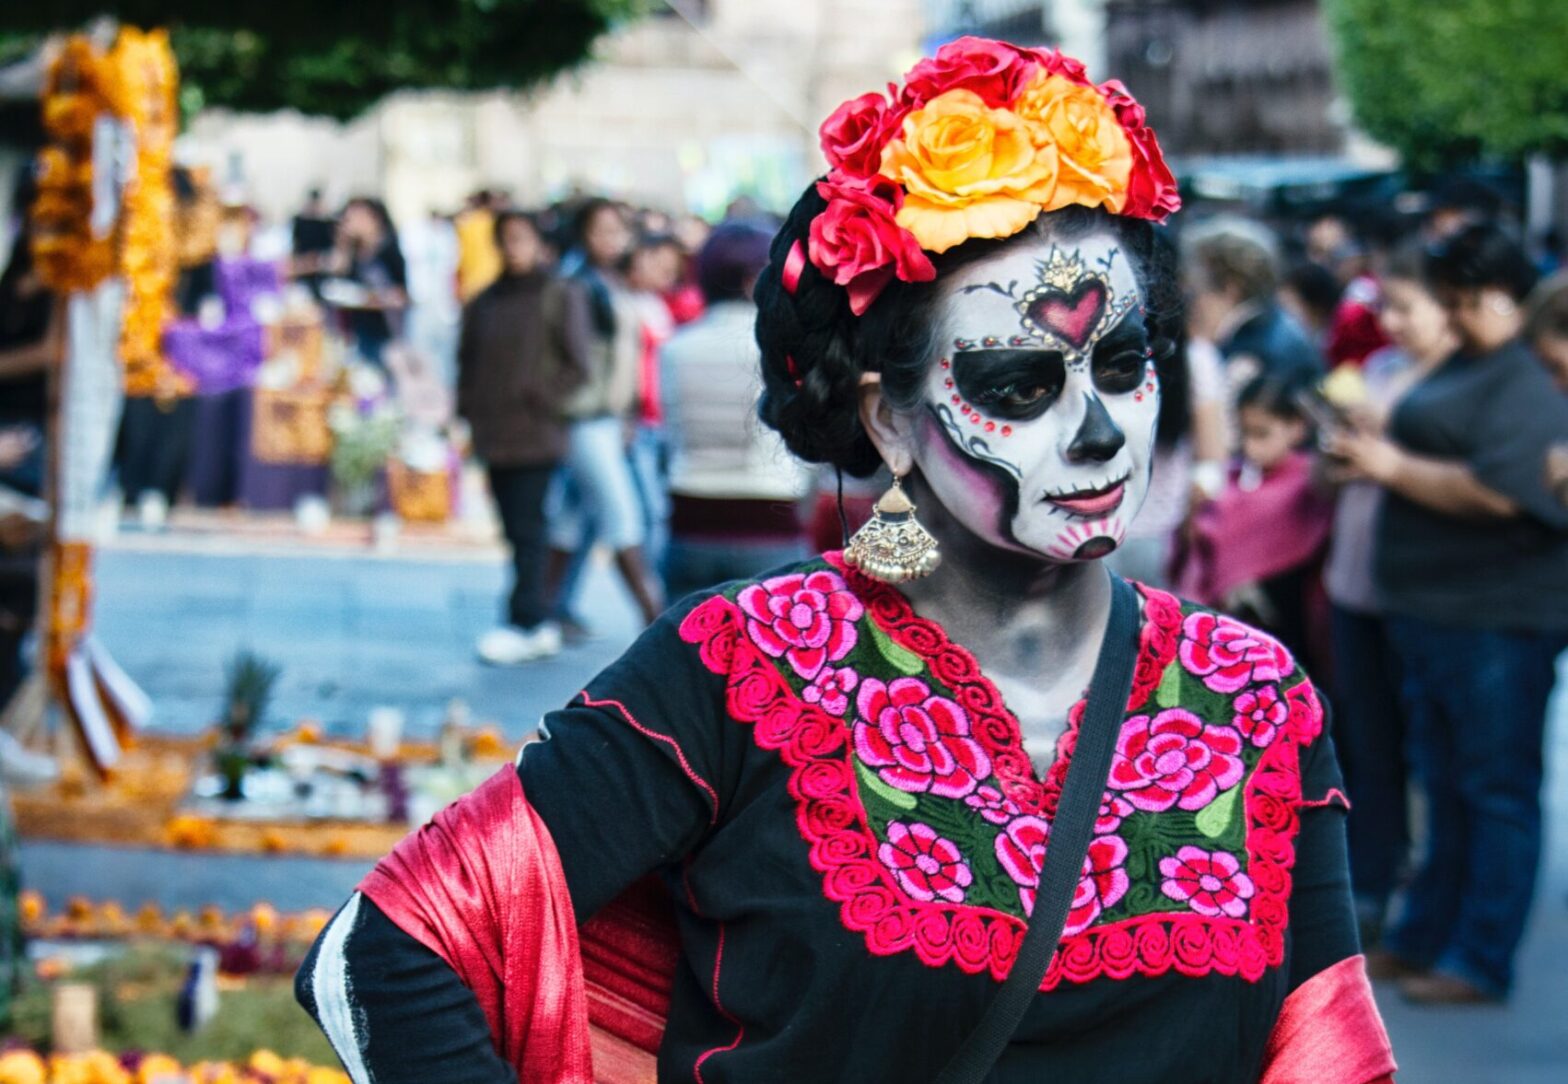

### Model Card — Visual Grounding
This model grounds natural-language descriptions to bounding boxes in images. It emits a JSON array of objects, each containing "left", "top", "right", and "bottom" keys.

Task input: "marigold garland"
[
  {"left": 30, "top": 38, "right": 118, "bottom": 293},
  {"left": 111, "top": 28, "right": 187, "bottom": 400},
  {"left": 19, "top": 891, "right": 331, "bottom": 947},
  {"left": 0, "top": 1048, "right": 350, "bottom": 1084},
  {"left": 29, "top": 29, "right": 188, "bottom": 397}
]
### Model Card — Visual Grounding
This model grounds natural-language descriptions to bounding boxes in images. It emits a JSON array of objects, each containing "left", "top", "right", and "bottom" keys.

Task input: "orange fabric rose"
[
  {"left": 1015, "top": 73, "right": 1133, "bottom": 213},
  {"left": 879, "top": 88, "right": 1059, "bottom": 253}
]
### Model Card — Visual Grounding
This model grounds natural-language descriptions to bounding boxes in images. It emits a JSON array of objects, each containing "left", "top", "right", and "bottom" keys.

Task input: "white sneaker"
[
  {"left": 529, "top": 621, "right": 563, "bottom": 658},
  {"left": 476, "top": 623, "right": 561, "bottom": 666}
]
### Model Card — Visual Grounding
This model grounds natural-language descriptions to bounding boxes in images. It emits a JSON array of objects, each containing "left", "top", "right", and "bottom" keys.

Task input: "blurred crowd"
[{"left": 4, "top": 171, "right": 1568, "bottom": 1011}]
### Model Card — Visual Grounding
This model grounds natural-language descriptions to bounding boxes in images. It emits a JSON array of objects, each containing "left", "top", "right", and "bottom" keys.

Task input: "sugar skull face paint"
[{"left": 915, "top": 232, "right": 1160, "bottom": 562}]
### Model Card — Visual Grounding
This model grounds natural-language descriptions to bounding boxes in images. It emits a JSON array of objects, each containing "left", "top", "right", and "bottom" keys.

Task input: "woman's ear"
[{"left": 857, "top": 373, "right": 916, "bottom": 476}]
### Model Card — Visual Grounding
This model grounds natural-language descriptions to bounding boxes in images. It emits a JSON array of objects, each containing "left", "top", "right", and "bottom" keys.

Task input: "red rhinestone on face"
[
  {"left": 970, "top": 413, "right": 981, "bottom": 425},
  {"left": 984, "top": 421, "right": 996, "bottom": 432},
  {"left": 944, "top": 377, "right": 954, "bottom": 388},
  {"left": 940, "top": 358, "right": 951, "bottom": 369},
  {"left": 951, "top": 394, "right": 961, "bottom": 404},
  {"left": 1134, "top": 392, "right": 1144, "bottom": 401},
  {"left": 1001, "top": 425, "right": 1013, "bottom": 437}
]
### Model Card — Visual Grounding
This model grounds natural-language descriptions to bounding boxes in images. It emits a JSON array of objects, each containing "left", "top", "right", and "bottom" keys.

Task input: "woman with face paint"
[{"left": 297, "top": 40, "right": 1394, "bottom": 1084}]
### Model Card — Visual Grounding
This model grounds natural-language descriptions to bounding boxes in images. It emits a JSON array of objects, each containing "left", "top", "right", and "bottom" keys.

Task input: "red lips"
[{"left": 1047, "top": 481, "right": 1126, "bottom": 516}]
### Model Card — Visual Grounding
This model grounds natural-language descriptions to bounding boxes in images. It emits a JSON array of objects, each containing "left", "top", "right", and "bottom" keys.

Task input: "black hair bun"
[{"left": 754, "top": 182, "right": 886, "bottom": 477}]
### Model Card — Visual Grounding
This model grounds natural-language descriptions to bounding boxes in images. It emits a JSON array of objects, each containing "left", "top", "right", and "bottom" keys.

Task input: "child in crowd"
[{"left": 1173, "top": 372, "right": 1334, "bottom": 665}]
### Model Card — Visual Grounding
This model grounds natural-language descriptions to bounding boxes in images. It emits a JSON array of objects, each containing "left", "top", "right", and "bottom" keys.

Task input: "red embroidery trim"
[
  {"left": 676, "top": 561, "right": 1322, "bottom": 991},
  {"left": 578, "top": 692, "right": 721, "bottom": 826},
  {"left": 692, "top": 922, "right": 745, "bottom": 1084},
  {"left": 1299, "top": 788, "right": 1351, "bottom": 811}
]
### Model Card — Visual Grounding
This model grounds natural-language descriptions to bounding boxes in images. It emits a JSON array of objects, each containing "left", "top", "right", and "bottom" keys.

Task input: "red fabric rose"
[
  {"left": 808, "top": 174, "right": 936, "bottom": 315},
  {"left": 736, "top": 569, "right": 863, "bottom": 680},
  {"left": 1098, "top": 79, "right": 1181, "bottom": 221},
  {"left": 899, "top": 35, "right": 1042, "bottom": 109},
  {"left": 819, "top": 90, "right": 904, "bottom": 178},
  {"left": 1107, "top": 709, "right": 1246, "bottom": 813},
  {"left": 853, "top": 676, "right": 991, "bottom": 799}
]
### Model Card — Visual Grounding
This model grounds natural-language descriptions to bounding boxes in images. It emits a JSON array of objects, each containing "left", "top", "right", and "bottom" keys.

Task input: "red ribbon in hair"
[{"left": 781, "top": 239, "right": 806, "bottom": 296}]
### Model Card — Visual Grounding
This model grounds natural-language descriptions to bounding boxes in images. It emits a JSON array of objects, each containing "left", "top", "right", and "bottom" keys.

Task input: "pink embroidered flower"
[
  {"left": 963, "top": 785, "right": 1020, "bottom": 826},
  {"left": 802, "top": 665, "right": 860, "bottom": 716},
  {"left": 1159, "top": 846, "right": 1256, "bottom": 918},
  {"left": 878, "top": 821, "right": 972, "bottom": 904},
  {"left": 1178, "top": 612, "right": 1293, "bottom": 695},
  {"left": 995, "top": 816, "right": 1129, "bottom": 931},
  {"left": 1107, "top": 709, "right": 1245, "bottom": 813},
  {"left": 1232, "top": 684, "right": 1288, "bottom": 748},
  {"left": 1096, "top": 792, "right": 1135, "bottom": 834},
  {"left": 736, "top": 570, "right": 864, "bottom": 680},
  {"left": 854, "top": 677, "right": 991, "bottom": 799}
]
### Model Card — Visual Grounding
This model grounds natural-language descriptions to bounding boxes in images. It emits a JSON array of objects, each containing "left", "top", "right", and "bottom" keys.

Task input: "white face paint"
[{"left": 912, "top": 231, "right": 1160, "bottom": 563}]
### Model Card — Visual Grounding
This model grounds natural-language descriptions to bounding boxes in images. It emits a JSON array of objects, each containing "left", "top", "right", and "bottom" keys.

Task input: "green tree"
[
  {"left": 1326, "top": 0, "right": 1568, "bottom": 169},
  {"left": 3, "top": 0, "right": 648, "bottom": 120}
]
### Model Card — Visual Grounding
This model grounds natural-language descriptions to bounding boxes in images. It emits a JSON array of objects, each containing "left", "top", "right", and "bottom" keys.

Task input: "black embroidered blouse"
[{"left": 300, "top": 556, "right": 1358, "bottom": 1083}]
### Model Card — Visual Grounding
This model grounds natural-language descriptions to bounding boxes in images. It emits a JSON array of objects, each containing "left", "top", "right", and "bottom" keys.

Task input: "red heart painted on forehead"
[{"left": 1025, "top": 280, "right": 1107, "bottom": 350}]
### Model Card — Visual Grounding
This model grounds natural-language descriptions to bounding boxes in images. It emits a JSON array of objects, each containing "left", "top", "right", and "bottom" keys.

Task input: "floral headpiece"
[{"left": 789, "top": 37, "right": 1180, "bottom": 315}]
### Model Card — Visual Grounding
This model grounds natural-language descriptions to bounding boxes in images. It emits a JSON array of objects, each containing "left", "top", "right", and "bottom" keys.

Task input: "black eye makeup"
[
  {"left": 1089, "top": 318, "right": 1150, "bottom": 396},
  {"left": 951, "top": 349, "right": 1067, "bottom": 420}
]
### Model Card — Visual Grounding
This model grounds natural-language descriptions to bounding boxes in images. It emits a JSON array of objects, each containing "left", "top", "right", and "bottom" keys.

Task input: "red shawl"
[
  {"left": 358, "top": 768, "right": 1394, "bottom": 1083},
  {"left": 359, "top": 767, "right": 674, "bottom": 1084}
]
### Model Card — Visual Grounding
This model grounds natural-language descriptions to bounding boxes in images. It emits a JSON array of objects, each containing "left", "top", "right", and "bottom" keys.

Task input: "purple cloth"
[
  {"left": 234, "top": 387, "right": 330, "bottom": 510},
  {"left": 184, "top": 387, "right": 249, "bottom": 506},
  {"left": 163, "top": 318, "right": 266, "bottom": 395},
  {"left": 215, "top": 257, "right": 282, "bottom": 317}
]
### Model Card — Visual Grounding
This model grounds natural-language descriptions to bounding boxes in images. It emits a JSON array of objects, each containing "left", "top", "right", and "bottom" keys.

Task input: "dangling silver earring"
[{"left": 844, "top": 474, "right": 941, "bottom": 584}]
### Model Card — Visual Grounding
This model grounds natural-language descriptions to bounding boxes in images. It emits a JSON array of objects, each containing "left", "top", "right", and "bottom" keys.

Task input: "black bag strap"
[{"left": 934, "top": 574, "right": 1141, "bottom": 1084}]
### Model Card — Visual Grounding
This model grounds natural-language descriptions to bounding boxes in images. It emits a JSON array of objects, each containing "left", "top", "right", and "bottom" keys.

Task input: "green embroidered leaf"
[
  {"left": 1195, "top": 785, "right": 1241, "bottom": 839},
  {"left": 865, "top": 617, "right": 925, "bottom": 676},
  {"left": 855, "top": 758, "right": 919, "bottom": 811},
  {"left": 1154, "top": 662, "right": 1184, "bottom": 709}
]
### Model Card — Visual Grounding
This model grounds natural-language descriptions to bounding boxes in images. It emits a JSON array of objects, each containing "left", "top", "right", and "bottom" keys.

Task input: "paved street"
[{"left": 19, "top": 539, "right": 1568, "bottom": 1080}]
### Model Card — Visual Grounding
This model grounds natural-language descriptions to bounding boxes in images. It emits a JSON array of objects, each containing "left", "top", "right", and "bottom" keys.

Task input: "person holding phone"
[
  {"left": 1327, "top": 224, "right": 1568, "bottom": 1004},
  {"left": 1317, "top": 242, "right": 1455, "bottom": 949}
]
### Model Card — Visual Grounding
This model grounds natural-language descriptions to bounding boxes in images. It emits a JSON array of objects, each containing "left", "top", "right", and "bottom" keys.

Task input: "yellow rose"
[
  {"left": 880, "top": 88, "right": 1059, "bottom": 253},
  {"left": 1015, "top": 74, "right": 1133, "bottom": 213}
]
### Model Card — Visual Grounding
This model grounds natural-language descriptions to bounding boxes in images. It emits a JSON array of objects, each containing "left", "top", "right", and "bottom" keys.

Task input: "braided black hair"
[{"left": 755, "top": 182, "right": 1181, "bottom": 477}]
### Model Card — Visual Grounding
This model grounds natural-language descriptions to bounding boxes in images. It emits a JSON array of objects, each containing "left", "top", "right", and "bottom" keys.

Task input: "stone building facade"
[
  {"left": 182, "top": 0, "right": 926, "bottom": 226},
  {"left": 1104, "top": 0, "right": 1347, "bottom": 157}
]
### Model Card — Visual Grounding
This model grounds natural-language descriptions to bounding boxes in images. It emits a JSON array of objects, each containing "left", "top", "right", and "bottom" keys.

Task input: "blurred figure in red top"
[
  {"left": 624, "top": 232, "right": 685, "bottom": 571},
  {"left": 1306, "top": 208, "right": 1395, "bottom": 368}
]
